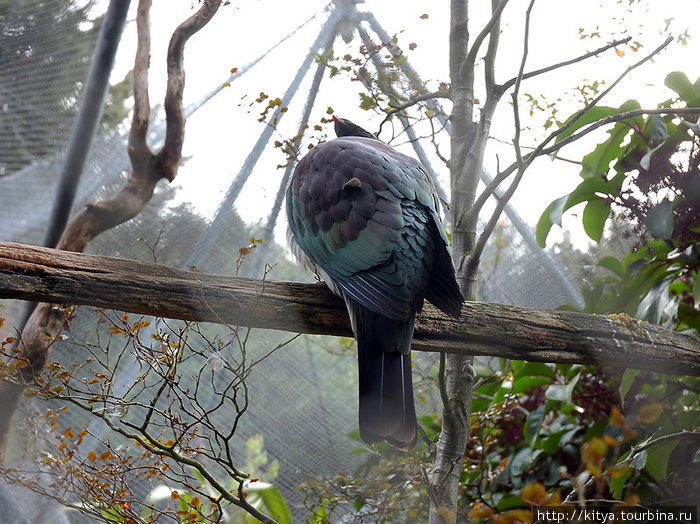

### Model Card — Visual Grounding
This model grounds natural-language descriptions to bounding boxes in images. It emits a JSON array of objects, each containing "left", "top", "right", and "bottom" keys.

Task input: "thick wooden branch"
[
  {"left": 0, "top": 0, "right": 226, "bottom": 466},
  {"left": 1, "top": 242, "right": 698, "bottom": 376}
]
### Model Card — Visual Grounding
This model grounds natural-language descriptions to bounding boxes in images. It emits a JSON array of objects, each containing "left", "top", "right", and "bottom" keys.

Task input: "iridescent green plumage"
[{"left": 286, "top": 117, "right": 463, "bottom": 448}]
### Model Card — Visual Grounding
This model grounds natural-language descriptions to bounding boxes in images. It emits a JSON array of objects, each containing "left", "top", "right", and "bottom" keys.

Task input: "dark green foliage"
[{"left": 301, "top": 72, "right": 700, "bottom": 523}]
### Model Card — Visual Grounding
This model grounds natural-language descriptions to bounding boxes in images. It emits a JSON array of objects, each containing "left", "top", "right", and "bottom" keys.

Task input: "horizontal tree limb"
[{"left": 0, "top": 241, "right": 698, "bottom": 376}]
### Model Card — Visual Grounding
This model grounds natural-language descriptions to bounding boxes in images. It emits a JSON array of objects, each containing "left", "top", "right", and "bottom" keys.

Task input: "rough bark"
[
  {"left": 1, "top": 242, "right": 698, "bottom": 376},
  {"left": 428, "top": 0, "right": 479, "bottom": 521}
]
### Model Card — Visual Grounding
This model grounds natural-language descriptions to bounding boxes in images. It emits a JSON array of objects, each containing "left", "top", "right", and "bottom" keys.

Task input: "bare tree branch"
[
  {"left": 380, "top": 90, "right": 450, "bottom": 124},
  {"left": 156, "top": 0, "right": 221, "bottom": 178},
  {"left": 468, "top": 0, "right": 535, "bottom": 271},
  {"left": 540, "top": 107, "right": 700, "bottom": 155},
  {"left": 465, "top": 0, "right": 511, "bottom": 71},
  {"left": 473, "top": 106, "right": 700, "bottom": 222},
  {"left": 498, "top": 37, "right": 632, "bottom": 94},
  {"left": 467, "top": 36, "right": 675, "bottom": 224},
  {"left": 0, "top": 0, "right": 224, "bottom": 465}
]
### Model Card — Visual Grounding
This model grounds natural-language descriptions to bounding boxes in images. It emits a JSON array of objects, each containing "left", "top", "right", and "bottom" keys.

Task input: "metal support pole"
[
  {"left": 17, "top": 0, "right": 131, "bottom": 335},
  {"left": 43, "top": 0, "right": 131, "bottom": 248},
  {"left": 188, "top": 8, "right": 344, "bottom": 268}
]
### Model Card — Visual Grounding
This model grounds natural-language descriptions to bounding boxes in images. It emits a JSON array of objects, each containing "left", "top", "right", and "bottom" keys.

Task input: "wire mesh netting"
[{"left": 0, "top": 1, "right": 583, "bottom": 522}]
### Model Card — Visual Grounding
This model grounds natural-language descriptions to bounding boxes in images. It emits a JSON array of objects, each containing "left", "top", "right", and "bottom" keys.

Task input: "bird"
[{"left": 286, "top": 115, "right": 463, "bottom": 449}]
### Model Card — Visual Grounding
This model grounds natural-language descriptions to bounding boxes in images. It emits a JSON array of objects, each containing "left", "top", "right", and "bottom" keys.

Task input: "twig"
[
  {"left": 468, "top": 36, "right": 674, "bottom": 223},
  {"left": 468, "top": 0, "right": 535, "bottom": 270},
  {"left": 465, "top": 0, "right": 512, "bottom": 69},
  {"left": 628, "top": 430, "right": 700, "bottom": 458},
  {"left": 540, "top": 107, "right": 700, "bottom": 156},
  {"left": 379, "top": 90, "right": 450, "bottom": 129},
  {"left": 438, "top": 352, "right": 449, "bottom": 411},
  {"left": 484, "top": 0, "right": 502, "bottom": 93},
  {"left": 498, "top": 37, "right": 632, "bottom": 94}
]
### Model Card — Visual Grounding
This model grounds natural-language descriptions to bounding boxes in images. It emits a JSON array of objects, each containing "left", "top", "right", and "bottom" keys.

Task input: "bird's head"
[{"left": 332, "top": 115, "right": 376, "bottom": 139}]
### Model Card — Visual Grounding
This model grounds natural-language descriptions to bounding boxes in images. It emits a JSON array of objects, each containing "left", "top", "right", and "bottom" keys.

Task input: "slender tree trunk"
[
  {"left": 428, "top": 2, "right": 474, "bottom": 523},
  {"left": 429, "top": 1, "right": 506, "bottom": 521}
]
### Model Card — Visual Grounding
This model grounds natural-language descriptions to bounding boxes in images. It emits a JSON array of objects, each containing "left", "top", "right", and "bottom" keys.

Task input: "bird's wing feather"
[{"left": 287, "top": 137, "right": 443, "bottom": 320}]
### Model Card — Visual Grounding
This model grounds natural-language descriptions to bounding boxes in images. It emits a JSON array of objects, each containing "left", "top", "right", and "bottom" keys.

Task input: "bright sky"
[{"left": 109, "top": 0, "right": 700, "bottom": 249}]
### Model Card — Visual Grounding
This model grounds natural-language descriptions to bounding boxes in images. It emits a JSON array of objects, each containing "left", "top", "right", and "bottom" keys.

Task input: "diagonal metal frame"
[{"left": 187, "top": 5, "right": 344, "bottom": 268}]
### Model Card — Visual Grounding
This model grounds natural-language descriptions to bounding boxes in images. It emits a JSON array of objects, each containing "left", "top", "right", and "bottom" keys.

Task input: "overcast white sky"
[{"left": 108, "top": 0, "right": 700, "bottom": 249}]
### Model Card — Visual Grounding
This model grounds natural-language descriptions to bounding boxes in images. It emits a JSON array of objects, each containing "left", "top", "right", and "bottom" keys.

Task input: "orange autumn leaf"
[
  {"left": 468, "top": 502, "right": 494, "bottom": 520},
  {"left": 603, "top": 434, "right": 619, "bottom": 446},
  {"left": 494, "top": 509, "right": 533, "bottom": 524},
  {"left": 610, "top": 406, "right": 626, "bottom": 427},
  {"left": 616, "top": 48, "right": 625, "bottom": 56}
]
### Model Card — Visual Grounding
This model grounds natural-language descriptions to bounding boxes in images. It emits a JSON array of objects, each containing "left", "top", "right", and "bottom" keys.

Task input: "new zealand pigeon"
[{"left": 286, "top": 115, "right": 463, "bottom": 449}]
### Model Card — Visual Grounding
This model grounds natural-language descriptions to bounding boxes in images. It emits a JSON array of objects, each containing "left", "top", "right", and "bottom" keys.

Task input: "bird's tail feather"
[{"left": 356, "top": 309, "right": 417, "bottom": 450}]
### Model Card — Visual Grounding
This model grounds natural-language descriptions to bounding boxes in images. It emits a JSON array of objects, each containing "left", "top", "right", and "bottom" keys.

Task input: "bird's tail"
[{"left": 356, "top": 309, "right": 417, "bottom": 450}]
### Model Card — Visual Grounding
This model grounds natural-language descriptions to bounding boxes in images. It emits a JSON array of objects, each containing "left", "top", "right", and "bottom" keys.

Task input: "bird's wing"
[{"left": 286, "top": 137, "right": 442, "bottom": 321}]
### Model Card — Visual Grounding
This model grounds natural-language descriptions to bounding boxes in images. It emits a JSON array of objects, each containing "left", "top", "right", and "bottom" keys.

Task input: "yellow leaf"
[
  {"left": 607, "top": 462, "right": 629, "bottom": 478},
  {"left": 522, "top": 481, "right": 548, "bottom": 504},
  {"left": 616, "top": 48, "right": 625, "bottom": 57},
  {"left": 636, "top": 402, "right": 663, "bottom": 424},
  {"left": 494, "top": 509, "right": 533, "bottom": 524},
  {"left": 87, "top": 451, "right": 97, "bottom": 461}
]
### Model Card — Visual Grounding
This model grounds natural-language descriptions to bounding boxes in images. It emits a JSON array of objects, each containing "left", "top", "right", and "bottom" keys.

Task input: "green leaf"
[
  {"left": 509, "top": 447, "right": 543, "bottom": 477},
  {"left": 645, "top": 440, "right": 679, "bottom": 482},
  {"left": 495, "top": 493, "right": 529, "bottom": 511},
  {"left": 630, "top": 449, "right": 648, "bottom": 469},
  {"left": 309, "top": 505, "right": 329, "bottom": 524},
  {"left": 582, "top": 199, "right": 611, "bottom": 242},
  {"left": 609, "top": 462, "right": 632, "bottom": 500},
  {"left": 545, "top": 372, "right": 581, "bottom": 403},
  {"left": 580, "top": 100, "right": 641, "bottom": 177},
  {"left": 514, "top": 362, "right": 557, "bottom": 379},
  {"left": 555, "top": 105, "right": 620, "bottom": 144},
  {"left": 693, "top": 276, "right": 700, "bottom": 305},
  {"left": 598, "top": 255, "right": 624, "bottom": 277},
  {"left": 619, "top": 369, "right": 640, "bottom": 399},
  {"left": 541, "top": 428, "right": 575, "bottom": 455},
  {"left": 665, "top": 71, "right": 700, "bottom": 105},
  {"left": 536, "top": 176, "right": 612, "bottom": 247},
  {"left": 645, "top": 200, "right": 674, "bottom": 239},
  {"left": 566, "top": 176, "right": 610, "bottom": 208},
  {"left": 247, "top": 484, "right": 293, "bottom": 524},
  {"left": 524, "top": 405, "right": 547, "bottom": 446},
  {"left": 512, "top": 376, "right": 553, "bottom": 394},
  {"left": 647, "top": 114, "right": 670, "bottom": 140},
  {"left": 536, "top": 196, "right": 568, "bottom": 247}
]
